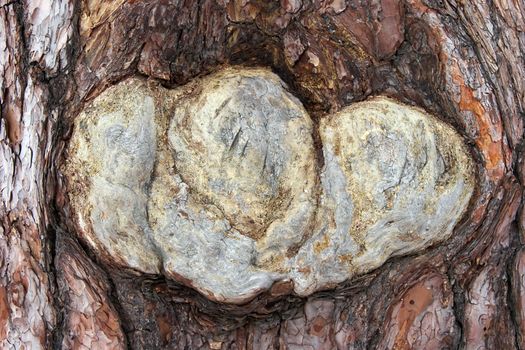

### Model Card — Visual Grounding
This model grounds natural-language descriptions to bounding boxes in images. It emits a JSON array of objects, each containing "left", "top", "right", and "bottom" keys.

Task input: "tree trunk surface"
[{"left": 1, "top": 0, "right": 525, "bottom": 349}]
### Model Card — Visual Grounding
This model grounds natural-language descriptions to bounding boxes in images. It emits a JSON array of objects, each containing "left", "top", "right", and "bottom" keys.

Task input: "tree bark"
[{"left": 1, "top": 0, "right": 524, "bottom": 349}]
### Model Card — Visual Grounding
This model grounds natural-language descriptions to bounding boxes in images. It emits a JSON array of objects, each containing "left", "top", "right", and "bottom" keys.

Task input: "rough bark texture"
[{"left": 0, "top": 0, "right": 524, "bottom": 349}]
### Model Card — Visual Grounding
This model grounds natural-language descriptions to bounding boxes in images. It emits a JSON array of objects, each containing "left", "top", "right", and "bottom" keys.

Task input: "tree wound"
[{"left": 65, "top": 67, "right": 475, "bottom": 303}]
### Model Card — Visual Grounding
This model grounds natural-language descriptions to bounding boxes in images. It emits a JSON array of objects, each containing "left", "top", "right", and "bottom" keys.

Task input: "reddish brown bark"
[{"left": 1, "top": 0, "right": 525, "bottom": 349}]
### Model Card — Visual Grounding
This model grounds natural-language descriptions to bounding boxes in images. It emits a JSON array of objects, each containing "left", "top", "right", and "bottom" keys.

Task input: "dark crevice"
[
  {"left": 102, "top": 270, "right": 133, "bottom": 349},
  {"left": 506, "top": 223, "right": 522, "bottom": 350},
  {"left": 0, "top": 0, "right": 20, "bottom": 10},
  {"left": 446, "top": 259, "right": 466, "bottom": 349}
]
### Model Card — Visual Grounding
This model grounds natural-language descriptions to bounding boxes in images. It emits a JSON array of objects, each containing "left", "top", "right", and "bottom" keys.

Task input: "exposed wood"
[{"left": 1, "top": 0, "right": 524, "bottom": 349}]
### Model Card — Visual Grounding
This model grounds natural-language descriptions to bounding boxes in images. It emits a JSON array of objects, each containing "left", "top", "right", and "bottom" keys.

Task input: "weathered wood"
[{"left": 1, "top": 0, "right": 524, "bottom": 349}]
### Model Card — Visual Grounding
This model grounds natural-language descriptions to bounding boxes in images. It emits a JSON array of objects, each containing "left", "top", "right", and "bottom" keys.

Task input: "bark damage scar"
[
  {"left": 452, "top": 64, "right": 505, "bottom": 179},
  {"left": 408, "top": 0, "right": 507, "bottom": 183},
  {"left": 3, "top": 101, "right": 22, "bottom": 145}
]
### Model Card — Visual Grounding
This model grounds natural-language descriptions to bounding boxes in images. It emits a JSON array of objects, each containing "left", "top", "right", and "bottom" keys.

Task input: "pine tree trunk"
[{"left": 1, "top": 0, "right": 524, "bottom": 349}]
